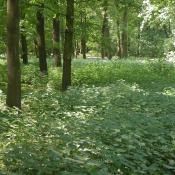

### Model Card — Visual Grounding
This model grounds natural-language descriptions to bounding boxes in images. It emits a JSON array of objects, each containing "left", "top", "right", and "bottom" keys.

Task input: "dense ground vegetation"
[
  {"left": 1, "top": 58, "right": 175, "bottom": 174},
  {"left": 1, "top": 0, "right": 175, "bottom": 174}
]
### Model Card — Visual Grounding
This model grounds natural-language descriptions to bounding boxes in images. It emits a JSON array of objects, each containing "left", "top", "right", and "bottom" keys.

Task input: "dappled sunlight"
[
  {"left": 2, "top": 0, "right": 175, "bottom": 173},
  {"left": 1, "top": 58, "right": 175, "bottom": 174},
  {"left": 162, "top": 87, "right": 175, "bottom": 97}
]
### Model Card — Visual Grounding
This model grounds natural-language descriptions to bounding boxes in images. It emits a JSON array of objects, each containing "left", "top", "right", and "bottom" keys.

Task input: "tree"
[
  {"left": 53, "top": 14, "right": 62, "bottom": 67},
  {"left": 101, "top": 0, "right": 112, "bottom": 59},
  {"left": 36, "top": 3, "right": 48, "bottom": 75},
  {"left": 80, "top": 14, "right": 87, "bottom": 59},
  {"left": 20, "top": 10, "right": 28, "bottom": 64},
  {"left": 6, "top": 0, "right": 21, "bottom": 108},
  {"left": 62, "top": 0, "right": 74, "bottom": 91},
  {"left": 121, "top": 5, "right": 128, "bottom": 57}
]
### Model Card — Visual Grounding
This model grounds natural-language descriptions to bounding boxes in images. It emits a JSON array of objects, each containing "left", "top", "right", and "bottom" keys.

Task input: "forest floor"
[{"left": 1, "top": 57, "right": 175, "bottom": 174}]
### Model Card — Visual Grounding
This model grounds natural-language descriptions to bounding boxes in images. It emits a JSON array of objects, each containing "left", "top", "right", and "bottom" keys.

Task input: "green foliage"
[
  {"left": 0, "top": 59, "right": 7, "bottom": 92},
  {"left": 140, "top": 27, "right": 167, "bottom": 57},
  {"left": 72, "top": 58, "right": 175, "bottom": 89},
  {"left": 1, "top": 58, "right": 175, "bottom": 174}
]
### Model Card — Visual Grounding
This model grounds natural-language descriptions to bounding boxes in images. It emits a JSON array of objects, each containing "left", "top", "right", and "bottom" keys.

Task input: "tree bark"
[
  {"left": 6, "top": 0, "right": 21, "bottom": 109},
  {"left": 53, "top": 16, "right": 62, "bottom": 67},
  {"left": 117, "top": 20, "right": 122, "bottom": 58},
  {"left": 34, "top": 39, "right": 39, "bottom": 58},
  {"left": 101, "top": 2, "right": 111, "bottom": 59},
  {"left": 20, "top": 11, "right": 28, "bottom": 64},
  {"left": 81, "top": 37, "right": 86, "bottom": 59},
  {"left": 21, "top": 32, "right": 28, "bottom": 64},
  {"left": 81, "top": 14, "right": 87, "bottom": 59},
  {"left": 62, "top": 0, "right": 74, "bottom": 91},
  {"left": 36, "top": 4, "right": 47, "bottom": 74},
  {"left": 101, "top": 8, "right": 108, "bottom": 59},
  {"left": 137, "top": 22, "right": 141, "bottom": 57},
  {"left": 75, "top": 40, "right": 80, "bottom": 58},
  {"left": 60, "top": 20, "right": 65, "bottom": 54},
  {"left": 121, "top": 6, "right": 128, "bottom": 58}
]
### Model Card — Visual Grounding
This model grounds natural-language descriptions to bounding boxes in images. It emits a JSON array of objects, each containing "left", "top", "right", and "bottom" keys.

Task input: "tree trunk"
[
  {"left": 62, "top": 0, "right": 74, "bottom": 91},
  {"left": 81, "top": 37, "right": 86, "bottom": 59},
  {"left": 101, "top": 8, "right": 107, "bottom": 59},
  {"left": 81, "top": 14, "right": 87, "bottom": 59},
  {"left": 6, "top": 0, "right": 21, "bottom": 109},
  {"left": 53, "top": 16, "right": 62, "bottom": 67},
  {"left": 163, "top": 24, "right": 170, "bottom": 38},
  {"left": 60, "top": 19, "right": 65, "bottom": 54},
  {"left": 101, "top": 2, "right": 111, "bottom": 59},
  {"left": 121, "top": 6, "right": 128, "bottom": 58},
  {"left": 36, "top": 4, "right": 47, "bottom": 75},
  {"left": 117, "top": 21, "right": 122, "bottom": 58},
  {"left": 34, "top": 39, "right": 38, "bottom": 58},
  {"left": 75, "top": 40, "right": 80, "bottom": 58},
  {"left": 21, "top": 32, "right": 28, "bottom": 64},
  {"left": 137, "top": 22, "right": 141, "bottom": 57},
  {"left": 20, "top": 11, "right": 28, "bottom": 64}
]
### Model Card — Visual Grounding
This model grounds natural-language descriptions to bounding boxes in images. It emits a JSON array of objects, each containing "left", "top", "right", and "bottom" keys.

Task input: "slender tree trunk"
[
  {"left": 168, "top": 20, "right": 171, "bottom": 35},
  {"left": 6, "top": 0, "right": 21, "bottom": 109},
  {"left": 72, "top": 36, "right": 76, "bottom": 58},
  {"left": 21, "top": 32, "right": 28, "bottom": 64},
  {"left": 75, "top": 40, "right": 80, "bottom": 58},
  {"left": 62, "top": 0, "right": 74, "bottom": 91},
  {"left": 53, "top": 16, "right": 62, "bottom": 67},
  {"left": 101, "top": 8, "right": 107, "bottom": 59},
  {"left": 101, "top": 2, "right": 111, "bottom": 59},
  {"left": 36, "top": 4, "right": 47, "bottom": 75},
  {"left": 34, "top": 39, "right": 39, "bottom": 58},
  {"left": 163, "top": 24, "right": 169, "bottom": 38},
  {"left": 137, "top": 22, "right": 141, "bottom": 57},
  {"left": 20, "top": 11, "right": 28, "bottom": 64},
  {"left": 117, "top": 21, "right": 122, "bottom": 58},
  {"left": 81, "top": 37, "right": 86, "bottom": 59},
  {"left": 81, "top": 14, "right": 87, "bottom": 59},
  {"left": 60, "top": 19, "right": 65, "bottom": 53},
  {"left": 121, "top": 6, "right": 128, "bottom": 58}
]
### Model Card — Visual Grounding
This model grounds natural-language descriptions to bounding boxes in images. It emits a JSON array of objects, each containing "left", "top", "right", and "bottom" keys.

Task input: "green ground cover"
[{"left": 1, "top": 58, "right": 175, "bottom": 174}]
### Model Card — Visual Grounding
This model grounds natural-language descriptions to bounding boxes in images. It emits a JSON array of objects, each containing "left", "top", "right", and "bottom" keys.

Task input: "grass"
[{"left": 1, "top": 57, "right": 175, "bottom": 174}]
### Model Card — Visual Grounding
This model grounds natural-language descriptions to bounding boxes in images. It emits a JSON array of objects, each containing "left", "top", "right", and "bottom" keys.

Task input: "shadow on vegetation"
[
  {"left": 1, "top": 59, "right": 175, "bottom": 174},
  {"left": 0, "top": 63, "right": 7, "bottom": 93}
]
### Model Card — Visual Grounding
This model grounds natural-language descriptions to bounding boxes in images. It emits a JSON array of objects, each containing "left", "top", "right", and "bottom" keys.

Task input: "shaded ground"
[{"left": 1, "top": 58, "right": 175, "bottom": 174}]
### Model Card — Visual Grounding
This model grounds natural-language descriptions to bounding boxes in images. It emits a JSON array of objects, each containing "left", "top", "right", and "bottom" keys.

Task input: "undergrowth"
[{"left": 1, "top": 58, "right": 175, "bottom": 174}]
